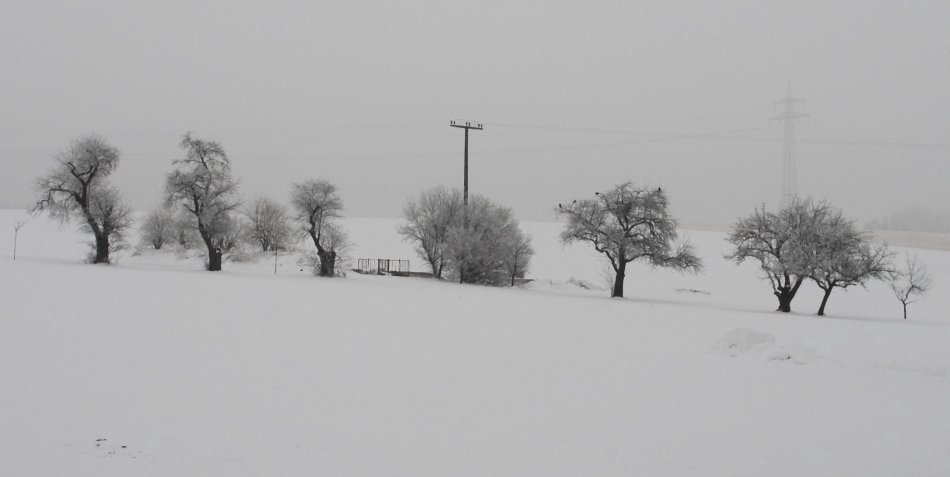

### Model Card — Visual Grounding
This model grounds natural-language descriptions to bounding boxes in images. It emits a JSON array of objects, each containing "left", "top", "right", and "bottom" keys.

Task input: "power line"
[
  {"left": 492, "top": 115, "right": 762, "bottom": 135},
  {"left": 475, "top": 125, "right": 775, "bottom": 156},
  {"left": 1, "top": 123, "right": 947, "bottom": 165}
]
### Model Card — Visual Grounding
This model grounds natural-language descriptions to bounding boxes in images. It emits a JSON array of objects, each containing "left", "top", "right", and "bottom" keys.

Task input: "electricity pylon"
[{"left": 772, "top": 83, "right": 808, "bottom": 207}]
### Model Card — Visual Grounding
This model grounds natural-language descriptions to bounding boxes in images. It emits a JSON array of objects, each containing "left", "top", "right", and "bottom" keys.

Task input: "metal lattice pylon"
[{"left": 772, "top": 83, "right": 809, "bottom": 207}]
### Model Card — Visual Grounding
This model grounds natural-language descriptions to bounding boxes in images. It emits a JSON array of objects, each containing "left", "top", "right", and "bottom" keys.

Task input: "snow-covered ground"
[{"left": 1, "top": 209, "right": 948, "bottom": 476}]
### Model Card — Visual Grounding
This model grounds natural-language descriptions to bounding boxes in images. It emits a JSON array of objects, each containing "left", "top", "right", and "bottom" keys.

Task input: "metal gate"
[{"left": 357, "top": 258, "right": 411, "bottom": 276}]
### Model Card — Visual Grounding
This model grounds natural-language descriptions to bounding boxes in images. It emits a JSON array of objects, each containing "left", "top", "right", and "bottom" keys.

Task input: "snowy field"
[{"left": 1, "top": 209, "right": 949, "bottom": 476}]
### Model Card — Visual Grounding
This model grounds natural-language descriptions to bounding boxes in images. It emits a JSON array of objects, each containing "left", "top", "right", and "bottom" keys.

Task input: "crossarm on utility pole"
[{"left": 450, "top": 120, "right": 484, "bottom": 206}]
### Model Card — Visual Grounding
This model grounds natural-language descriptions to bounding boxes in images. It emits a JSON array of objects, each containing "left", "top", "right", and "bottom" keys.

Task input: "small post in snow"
[{"left": 13, "top": 219, "right": 28, "bottom": 261}]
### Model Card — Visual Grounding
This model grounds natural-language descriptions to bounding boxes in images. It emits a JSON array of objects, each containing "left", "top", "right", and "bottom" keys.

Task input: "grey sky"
[{"left": 2, "top": 0, "right": 948, "bottom": 225}]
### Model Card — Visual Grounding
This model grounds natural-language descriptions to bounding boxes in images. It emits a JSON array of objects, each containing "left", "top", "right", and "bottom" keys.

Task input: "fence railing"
[{"left": 357, "top": 258, "right": 411, "bottom": 276}]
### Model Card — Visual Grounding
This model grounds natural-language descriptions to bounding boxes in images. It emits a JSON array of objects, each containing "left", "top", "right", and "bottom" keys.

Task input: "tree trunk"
[
  {"left": 429, "top": 258, "right": 440, "bottom": 279},
  {"left": 208, "top": 247, "right": 222, "bottom": 271},
  {"left": 611, "top": 261, "right": 626, "bottom": 298},
  {"left": 93, "top": 233, "right": 110, "bottom": 264},
  {"left": 317, "top": 249, "right": 336, "bottom": 277},
  {"left": 775, "top": 287, "right": 793, "bottom": 312},
  {"left": 774, "top": 276, "right": 803, "bottom": 313},
  {"left": 817, "top": 287, "right": 833, "bottom": 316},
  {"left": 80, "top": 205, "right": 109, "bottom": 264},
  {"left": 903, "top": 302, "right": 907, "bottom": 320},
  {"left": 199, "top": 228, "right": 222, "bottom": 271},
  {"left": 308, "top": 227, "right": 337, "bottom": 277}
]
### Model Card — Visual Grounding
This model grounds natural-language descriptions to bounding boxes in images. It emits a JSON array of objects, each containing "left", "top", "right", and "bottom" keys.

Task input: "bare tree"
[
  {"left": 299, "top": 222, "right": 352, "bottom": 276},
  {"left": 801, "top": 207, "right": 893, "bottom": 316},
  {"left": 729, "top": 199, "right": 893, "bottom": 315},
  {"left": 890, "top": 254, "right": 933, "bottom": 319},
  {"left": 141, "top": 207, "right": 175, "bottom": 250},
  {"left": 503, "top": 229, "right": 534, "bottom": 286},
  {"left": 726, "top": 200, "right": 821, "bottom": 312},
  {"left": 215, "top": 213, "right": 244, "bottom": 253},
  {"left": 444, "top": 194, "right": 526, "bottom": 286},
  {"left": 13, "top": 216, "right": 32, "bottom": 260},
  {"left": 558, "top": 183, "right": 701, "bottom": 298},
  {"left": 290, "top": 179, "right": 345, "bottom": 277},
  {"left": 33, "top": 135, "right": 132, "bottom": 264},
  {"left": 165, "top": 133, "right": 240, "bottom": 271},
  {"left": 172, "top": 210, "right": 200, "bottom": 249},
  {"left": 397, "top": 186, "right": 462, "bottom": 278},
  {"left": 244, "top": 196, "right": 292, "bottom": 252}
]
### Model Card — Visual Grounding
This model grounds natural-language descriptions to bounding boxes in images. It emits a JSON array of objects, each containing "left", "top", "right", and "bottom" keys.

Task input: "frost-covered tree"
[
  {"left": 165, "top": 133, "right": 240, "bottom": 271},
  {"left": 890, "top": 254, "right": 932, "bottom": 319},
  {"left": 800, "top": 207, "right": 893, "bottom": 316},
  {"left": 33, "top": 135, "right": 132, "bottom": 264},
  {"left": 726, "top": 200, "right": 822, "bottom": 312},
  {"left": 141, "top": 207, "right": 175, "bottom": 250},
  {"left": 558, "top": 183, "right": 701, "bottom": 298},
  {"left": 298, "top": 222, "right": 352, "bottom": 276},
  {"left": 444, "top": 194, "right": 528, "bottom": 286},
  {"left": 291, "top": 179, "right": 345, "bottom": 277},
  {"left": 502, "top": 228, "right": 534, "bottom": 286},
  {"left": 397, "top": 186, "right": 462, "bottom": 278},
  {"left": 244, "top": 196, "right": 292, "bottom": 252},
  {"left": 215, "top": 213, "right": 244, "bottom": 253},
  {"left": 172, "top": 210, "right": 201, "bottom": 249},
  {"left": 728, "top": 198, "right": 892, "bottom": 315}
]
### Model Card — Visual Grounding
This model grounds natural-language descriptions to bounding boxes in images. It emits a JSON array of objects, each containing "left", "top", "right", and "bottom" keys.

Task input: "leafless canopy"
[
  {"left": 726, "top": 200, "right": 813, "bottom": 312},
  {"left": 165, "top": 132, "right": 240, "bottom": 270},
  {"left": 727, "top": 198, "right": 893, "bottom": 315},
  {"left": 890, "top": 254, "right": 933, "bottom": 319},
  {"left": 290, "top": 179, "right": 345, "bottom": 277},
  {"left": 799, "top": 206, "right": 893, "bottom": 316},
  {"left": 397, "top": 186, "right": 462, "bottom": 279},
  {"left": 558, "top": 182, "right": 701, "bottom": 298},
  {"left": 502, "top": 228, "right": 534, "bottom": 287},
  {"left": 244, "top": 196, "right": 292, "bottom": 252},
  {"left": 33, "top": 134, "right": 131, "bottom": 263},
  {"left": 444, "top": 193, "right": 528, "bottom": 286},
  {"left": 140, "top": 207, "right": 175, "bottom": 250}
]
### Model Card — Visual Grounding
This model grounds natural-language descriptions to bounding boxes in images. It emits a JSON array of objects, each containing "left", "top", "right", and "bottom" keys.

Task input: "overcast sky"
[{"left": 1, "top": 0, "right": 948, "bottom": 225}]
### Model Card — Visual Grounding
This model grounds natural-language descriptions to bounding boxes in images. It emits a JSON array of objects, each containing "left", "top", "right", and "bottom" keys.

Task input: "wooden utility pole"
[
  {"left": 449, "top": 120, "right": 483, "bottom": 205},
  {"left": 450, "top": 120, "right": 483, "bottom": 284}
]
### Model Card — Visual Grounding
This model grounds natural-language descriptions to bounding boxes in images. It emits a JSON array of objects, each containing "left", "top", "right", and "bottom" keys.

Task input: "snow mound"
[
  {"left": 527, "top": 277, "right": 606, "bottom": 292},
  {"left": 714, "top": 328, "right": 813, "bottom": 364},
  {"left": 715, "top": 328, "right": 775, "bottom": 355}
]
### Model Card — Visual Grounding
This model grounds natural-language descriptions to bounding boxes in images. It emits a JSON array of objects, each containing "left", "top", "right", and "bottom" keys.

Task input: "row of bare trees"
[
  {"left": 30, "top": 137, "right": 933, "bottom": 314},
  {"left": 548, "top": 182, "right": 931, "bottom": 318},
  {"left": 142, "top": 198, "right": 289, "bottom": 252},
  {"left": 33, "top": 134, "right": 348, "bottom": 276},
  {"left": 726, "top": 198, "right": 932, "bottom": 318}
]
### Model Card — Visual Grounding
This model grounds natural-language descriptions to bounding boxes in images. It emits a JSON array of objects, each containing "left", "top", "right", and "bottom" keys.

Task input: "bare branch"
[{"left": 558, "top": 183, "right": 701, "bottom": 297}]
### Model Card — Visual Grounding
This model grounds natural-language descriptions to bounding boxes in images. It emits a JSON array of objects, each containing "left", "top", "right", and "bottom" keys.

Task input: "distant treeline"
[{"left": 867, "top": 206, "right": 950, "bottom": 234}]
